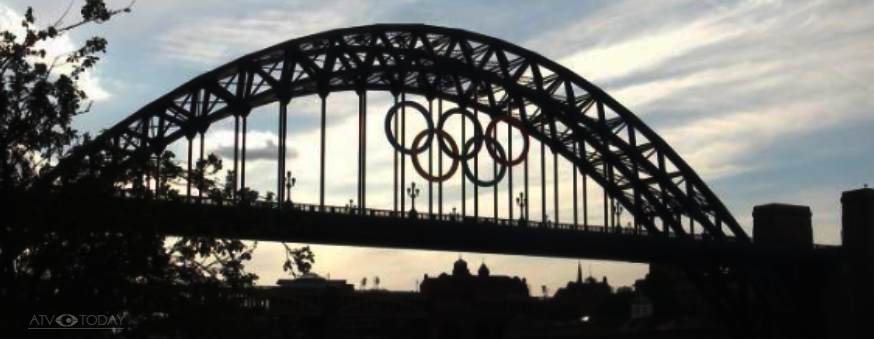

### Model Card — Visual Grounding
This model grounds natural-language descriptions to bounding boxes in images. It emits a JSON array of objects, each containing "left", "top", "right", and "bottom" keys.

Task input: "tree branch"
[
  {"left": 56, "top": 0, "right": 136, "bottom": 33},
  {"left": 51, "top": 1, "right": 76, "bottom": 29}
]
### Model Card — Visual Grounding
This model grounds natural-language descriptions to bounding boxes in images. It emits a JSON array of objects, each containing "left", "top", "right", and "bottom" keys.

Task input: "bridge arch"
[{"left": 49, "top": 24, "right": 747, "bottom": 242}]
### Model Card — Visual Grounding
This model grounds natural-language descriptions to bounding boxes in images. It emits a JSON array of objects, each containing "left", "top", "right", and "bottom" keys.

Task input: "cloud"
[
  {"left": 214, "top": 139, "right": 299, "bottom": 162},
  {"left": 519, "top": 0, "right": 874, "bottom": 185},
  {"left": 559, "top": 15, "right": 744, "bottom": 84},
  {"left": 609, "top": 62, "right": 781, "bottom": 112},
  {"left": 0, "top": 4, "right": 111, "bottom": 101},
  {"left": 153, "top": 0, "right": 376, "bottom": 67}
]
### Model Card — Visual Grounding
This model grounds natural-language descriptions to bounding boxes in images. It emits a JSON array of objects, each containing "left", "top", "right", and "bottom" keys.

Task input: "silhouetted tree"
[
  {"left": 597, "top": 286, "right": 636, "bottom": 324},
  {"left": 638, "top": 270, "right": 679, "bottom": 318},
  {"left": 0, "top": 1, "right": 132, "bottom": 191},
  {"left": 0, "top": 2, "right": 315, "bottom": 338}
]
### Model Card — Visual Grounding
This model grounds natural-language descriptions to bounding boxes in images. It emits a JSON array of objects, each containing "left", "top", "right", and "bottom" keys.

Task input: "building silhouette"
[
  {"left": 245, "top": 259, "right": 631, "bottom": 338},
  {"left": 551, "top": 262, "right": 613, "bottom": 319},
  {"left": 420, "top": 258, "right": 529, "bottom": 298},
  {"left": 238, "top": 185, "right": 874, "bottom": 339}
]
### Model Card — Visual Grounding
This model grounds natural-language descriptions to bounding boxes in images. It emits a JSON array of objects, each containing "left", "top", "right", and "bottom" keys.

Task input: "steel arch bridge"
[
  {"left": 51, "top": 24, "right": 742, "bottom": 241},
  {"left": 43, "top": 24, "right": 837, "bottom": 338}
]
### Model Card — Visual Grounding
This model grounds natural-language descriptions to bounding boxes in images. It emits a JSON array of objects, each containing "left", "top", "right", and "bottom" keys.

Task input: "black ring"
[{"left": 436, "top": 107, "right": 483, "bottom": 161}]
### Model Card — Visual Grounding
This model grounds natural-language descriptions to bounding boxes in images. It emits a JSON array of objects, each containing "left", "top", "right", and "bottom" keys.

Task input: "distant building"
[
  {"left": 276, "top": 272, "right": 354, "bottom": 292},
  {"left": 552, "top": 262, "right": 612, "bottom": 318},
  {"left": 420, "top": 258, "right": 533, "bottom": 338},
  {"left": 420, "top": 258, "right": 529, "bottom": 298},
  {"left": 245, "top": 260, "right": 540, "bottom": 339},
  {"left": 247, "top": 261, "right": 718, "bottom": 339}
]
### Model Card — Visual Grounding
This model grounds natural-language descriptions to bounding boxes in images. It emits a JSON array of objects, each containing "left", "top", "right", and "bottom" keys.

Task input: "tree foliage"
[
  {"left": 0, "top": 2, "right": 315, "bottom": 337},
  {"left": 0, "top": 1, "right": 134, "bottom": 190}
]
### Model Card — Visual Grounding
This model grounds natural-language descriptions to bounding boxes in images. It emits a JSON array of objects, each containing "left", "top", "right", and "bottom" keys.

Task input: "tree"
[
  {"left": 0, "top": 0, "right": 131, "bottom": 191},
  {"left": 0, "top": 2, "right": 315, "bottom": 337}
]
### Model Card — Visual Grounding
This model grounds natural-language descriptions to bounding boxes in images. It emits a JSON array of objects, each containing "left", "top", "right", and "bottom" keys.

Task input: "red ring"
[
  {"left": 411, "top": 129, "right": 459, "bottom": 183},
  {"left": 485, "top": 115, "right": 529, "bottom": 167}
]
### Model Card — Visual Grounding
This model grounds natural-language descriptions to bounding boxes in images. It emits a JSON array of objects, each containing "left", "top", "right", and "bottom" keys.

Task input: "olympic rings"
[
  {"left": 384, "top": 101, "right": 434, "bottom": 156},
  {"left": 485, "top": 115, "right": 529, "bottom": 167},
  {"left": 411, "top": 129, "right": 459, "bottom": 182},
  {"left": 437, "top": 107, "right": 483, "bottom": 161},
  {"left": 461, "top": 135, "right": 507, "bottom": 187},
  {"left": 384, "top": 101, "right": 529, "bottom": 188}
]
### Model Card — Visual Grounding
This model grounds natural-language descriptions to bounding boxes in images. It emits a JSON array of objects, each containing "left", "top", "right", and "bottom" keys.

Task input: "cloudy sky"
[{"left": 2, "top": 0, "right": 872, "bottom": 293}]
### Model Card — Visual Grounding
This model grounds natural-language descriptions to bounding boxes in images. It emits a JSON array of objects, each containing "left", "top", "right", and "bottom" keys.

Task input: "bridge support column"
[
  {"left": 358, "top": 92, "right": 366, "bottom": 212},
  {"left": 438, "top": 98, "right": 443, "bottom": 217},
  {"left": 401, "top": 92, "right": 406, "bottom": 215},
  {"left": 509, "top": 104, "right": 514, "bottom": 221},
  {"left": 186, "top": 136, "right": 193, "bottom": 200},
  {"left": 320, "top": 96, "right": 327, "bottom": 210},
  {"left": 278, "top": 100, "right": 288, "bottom": 206},
  {"left": 842, "top": 187, "right": 874, "bottom": 339},
  {"left": 199, "top": 132, "right": 204, "bottom": 202},
  {"left": 233, "top": 115, "right": 239, "bottom": 200},
  {"left": 241, "top": 115, "right": 247, "bottom": 191}
]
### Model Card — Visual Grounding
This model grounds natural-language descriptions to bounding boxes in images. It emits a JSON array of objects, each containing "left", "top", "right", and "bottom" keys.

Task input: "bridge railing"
[{"left": 109, "top": 189, "right": 780, "bottom": 243}]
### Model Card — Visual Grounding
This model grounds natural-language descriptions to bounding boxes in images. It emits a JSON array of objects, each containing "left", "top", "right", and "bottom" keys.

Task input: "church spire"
[{"left": 577, "top": 261, "right": 583, "bottom": 284}]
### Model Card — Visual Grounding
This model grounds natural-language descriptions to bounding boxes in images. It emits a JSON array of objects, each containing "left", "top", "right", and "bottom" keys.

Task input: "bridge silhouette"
[
  {"left": 44, "top": 24, "right": 842, "bottom": 338},
  {"left": 97, "top": 189, "right": 834, "bottom": 266}
]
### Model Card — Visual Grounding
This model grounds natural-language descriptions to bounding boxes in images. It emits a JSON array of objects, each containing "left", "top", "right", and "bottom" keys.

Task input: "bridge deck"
[{"left": 78, "top": 193, "right": 840, "bottom": 265}]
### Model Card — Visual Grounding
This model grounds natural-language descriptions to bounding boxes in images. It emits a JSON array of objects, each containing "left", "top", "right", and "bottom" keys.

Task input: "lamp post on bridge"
[
  {"left": 406, "top": 182, "right": 420, "bottom": 219},
  {"left": 284, "top": 171, "right": 296, "bottom": 208},
  {"left": 346, "top": 199, "right": 357, "bottom": 214},
  {"left": 615, "top": 204, "right": 624, "bottom": 233},
  {"left": 516, "top": 192, "right": 527, "bottom": 227}
]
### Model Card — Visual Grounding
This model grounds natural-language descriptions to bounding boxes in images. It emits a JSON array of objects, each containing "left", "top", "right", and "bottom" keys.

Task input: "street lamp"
[
  {"left": 346, "top": 199, "right": 356, "bottom": 214},
  {"left": 615, "top": 204, "right": 624, "bottom": 231},
  {"left": 515, "top": 192, "right": 526, "bottom": 220},
  {"left": 406, "top": 182, "right": 420, "bottom": 218},
  {"left": 285, "top": 171, "right": 296, "bottom": 205},
  {"left": 515, "top": 192, "right": 527, "bottom": 227}
]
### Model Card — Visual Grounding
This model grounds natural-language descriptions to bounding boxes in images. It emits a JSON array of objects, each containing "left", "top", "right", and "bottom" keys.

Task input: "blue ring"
[{"left": 384, "top": 101, "right": 434, "bottom": 156}]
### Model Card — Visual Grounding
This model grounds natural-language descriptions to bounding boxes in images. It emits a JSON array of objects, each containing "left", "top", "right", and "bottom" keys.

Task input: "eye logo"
[{"left": 56, "top": 314, "right": 78, "bottom": 327}]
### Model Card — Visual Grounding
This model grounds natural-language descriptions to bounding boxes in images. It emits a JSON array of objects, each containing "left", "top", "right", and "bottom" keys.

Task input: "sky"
[{"left": 2, "top": 0, "right": 872, "bottom": 294}]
